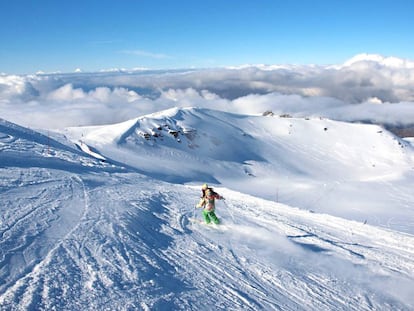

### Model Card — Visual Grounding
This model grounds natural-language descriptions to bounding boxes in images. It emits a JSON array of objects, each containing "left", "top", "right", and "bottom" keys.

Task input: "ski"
[
  {"left": 189, "top": 217, "right": 212, "bottom": 225},
  {"left": 188, "top": 217, "right": 227, "bottom": 230}
]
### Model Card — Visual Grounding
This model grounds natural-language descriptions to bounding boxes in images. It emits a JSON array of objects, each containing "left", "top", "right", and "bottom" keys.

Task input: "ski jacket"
[{"left": 197, "top": 188, "right": 223, "bottom": 211}]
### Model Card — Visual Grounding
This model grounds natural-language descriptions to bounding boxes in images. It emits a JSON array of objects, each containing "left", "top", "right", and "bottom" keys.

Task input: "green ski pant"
[{"left": 202, "top": 209, "right": 220, "bottom": 224}]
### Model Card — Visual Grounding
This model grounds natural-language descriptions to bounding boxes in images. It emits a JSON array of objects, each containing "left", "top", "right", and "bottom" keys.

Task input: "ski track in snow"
[{"left": 1, "top": 170, "right": 413, "bottom": 310}]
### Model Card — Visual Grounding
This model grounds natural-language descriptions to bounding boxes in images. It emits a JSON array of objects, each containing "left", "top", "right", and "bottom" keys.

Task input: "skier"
[{"left": 196, "top": 183, "right": 224, "bottom": 224}]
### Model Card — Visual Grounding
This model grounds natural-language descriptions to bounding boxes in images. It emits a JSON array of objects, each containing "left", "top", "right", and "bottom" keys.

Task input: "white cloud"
[
  {"left": 46, "top": 84, "right": 85, "bottom": 101},
  {"left": 1, "top": 54, "right": 414, "bottom": 129},
  {"left": 340, "top": 53, "right": 414, "bottom": 69},
  {"left": 0, "top": 74, "right": 27, "bottom": 97}
]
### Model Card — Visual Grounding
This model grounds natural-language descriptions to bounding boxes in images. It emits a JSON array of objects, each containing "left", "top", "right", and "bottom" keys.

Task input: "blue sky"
[{"left": 1, "top": 0, "right": 413, "bottom": 74}]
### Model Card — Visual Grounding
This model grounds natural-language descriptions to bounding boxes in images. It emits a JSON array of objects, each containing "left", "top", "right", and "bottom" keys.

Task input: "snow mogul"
[{"left": 196, "top": 184, "right": 224, "bottom": 224}]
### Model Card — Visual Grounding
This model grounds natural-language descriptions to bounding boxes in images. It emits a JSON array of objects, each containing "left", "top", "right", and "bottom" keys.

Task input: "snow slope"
[
  {"left": 64, "top": 108, "right": 414, "bottom": 234},
  {"left": 1, "top": 111, "right": 414, "bottom": 310}
]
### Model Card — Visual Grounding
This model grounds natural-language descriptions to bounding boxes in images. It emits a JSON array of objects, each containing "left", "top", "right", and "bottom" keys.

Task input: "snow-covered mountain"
[
  {"left": 63, "top": 107, "right": 414, "bottom": 233},
  {"left": 1, "top": 109, "right": 414, "bottom": 310}
]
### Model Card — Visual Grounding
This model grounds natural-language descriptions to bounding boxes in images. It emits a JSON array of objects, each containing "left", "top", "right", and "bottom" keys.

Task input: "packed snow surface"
[{"left": 1, "top": 108, "right": 414, "bottom": 310}]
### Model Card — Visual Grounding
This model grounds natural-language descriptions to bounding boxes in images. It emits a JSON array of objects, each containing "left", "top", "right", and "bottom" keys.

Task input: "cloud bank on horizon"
[{"left": 1, "top": 54, "right": 414, "bottom": 129}]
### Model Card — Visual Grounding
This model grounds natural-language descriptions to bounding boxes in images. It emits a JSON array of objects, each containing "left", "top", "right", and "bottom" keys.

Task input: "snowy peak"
[
  {"left": 128, "top": 108, "right": 260, "bottom": 162},
  {"left": 65, "top": 107, "right": 413, "bottom": 186},
  {"left": 76, "top": 108, "right": 263, "bottom": 163}
]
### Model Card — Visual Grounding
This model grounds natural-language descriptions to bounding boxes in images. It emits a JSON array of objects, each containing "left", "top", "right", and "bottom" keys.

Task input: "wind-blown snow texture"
[{"left": 1, "top": 108, "right": 414, "bottom": 310}]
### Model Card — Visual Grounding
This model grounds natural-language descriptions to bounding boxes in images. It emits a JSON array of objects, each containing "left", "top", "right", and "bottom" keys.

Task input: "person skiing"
[{"left": 196, "top": 183, "right": 224, "bottom": 224}]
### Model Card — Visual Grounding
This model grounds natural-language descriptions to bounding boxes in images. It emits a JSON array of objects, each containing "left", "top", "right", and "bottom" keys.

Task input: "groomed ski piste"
[{"left": 1, "top": 107, "right": 414, "bottom": 310}]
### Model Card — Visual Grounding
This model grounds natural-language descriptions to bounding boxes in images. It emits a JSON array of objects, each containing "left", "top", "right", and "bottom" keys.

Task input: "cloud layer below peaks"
[{"left": 1, "top": 54, "right": 414, "bottom": 129}]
